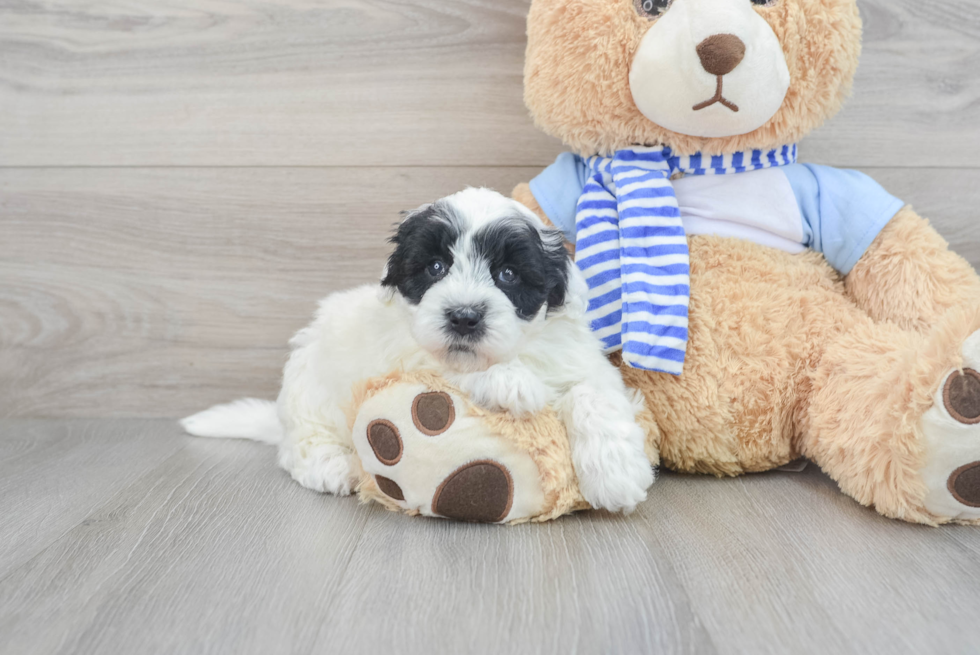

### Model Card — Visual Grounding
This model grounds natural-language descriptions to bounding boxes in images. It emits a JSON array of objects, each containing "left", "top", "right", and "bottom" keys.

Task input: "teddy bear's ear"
[{"left": 523, "top": 0, "right": 863, "bottom": 157}]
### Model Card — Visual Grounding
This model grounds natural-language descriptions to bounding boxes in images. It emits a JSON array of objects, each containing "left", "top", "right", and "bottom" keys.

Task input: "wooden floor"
[
  {"left": 3, "top": 419, "right": 980, "bottom": 655},
  {"left": 3, "top": 0, "right": 980, "bottom": 652}
]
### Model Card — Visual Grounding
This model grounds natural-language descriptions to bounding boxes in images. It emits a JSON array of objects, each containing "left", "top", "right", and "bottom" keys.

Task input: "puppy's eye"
[
  {"left": 427, "top": 260, "right": 448, "bottom": 278},
  {"left": 636, "top": 0, "right": 669, "bottom": 17},
  {"left": 496, "top": 267, "right": 519, "bottom": 286},
  {"left": 751, "top": 0, "right": 777, "bottom": 5}
]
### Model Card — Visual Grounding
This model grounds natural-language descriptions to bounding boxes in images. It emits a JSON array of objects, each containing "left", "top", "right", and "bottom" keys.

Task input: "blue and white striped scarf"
[{"left": 575, "top": 144, "right": 798, "bottom": 374}]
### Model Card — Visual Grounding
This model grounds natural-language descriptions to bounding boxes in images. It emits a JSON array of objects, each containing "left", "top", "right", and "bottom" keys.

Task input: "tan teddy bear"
[{"left": 352, "top": 0, "right": 980, "bottom": 525}]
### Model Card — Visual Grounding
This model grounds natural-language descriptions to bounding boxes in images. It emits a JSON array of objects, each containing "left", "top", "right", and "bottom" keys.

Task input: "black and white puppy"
[{"left": 182, "top": 188, "right": 654, "bottom": 513}]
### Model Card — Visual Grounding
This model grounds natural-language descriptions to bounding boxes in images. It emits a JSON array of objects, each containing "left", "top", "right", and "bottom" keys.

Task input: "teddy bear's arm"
[
  {"left": 513, "top": 182, "right": 550, "bottom": 225},
  {"left": 845, "top": 207, "right": 980, "bottom": 332},
  {"left": 513, "top": 182, "right": 577, "bottom": 257}
]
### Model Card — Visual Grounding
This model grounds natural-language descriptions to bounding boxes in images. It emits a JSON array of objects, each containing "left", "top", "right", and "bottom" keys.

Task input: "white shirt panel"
[{"left": 673, "top": 168, "right": 806, "bottom": 254}]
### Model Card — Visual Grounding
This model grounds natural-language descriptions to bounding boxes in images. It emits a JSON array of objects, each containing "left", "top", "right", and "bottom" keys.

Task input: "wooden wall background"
[{"left": 2, "top": 0, "right": 979, "bottom": 418}]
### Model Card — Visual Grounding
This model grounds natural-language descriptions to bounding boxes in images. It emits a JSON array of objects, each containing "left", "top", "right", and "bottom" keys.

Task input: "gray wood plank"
[
  {"left": 0, "top": 420, "right": 371, "bottom": 655},
  {"left": 316, "top": 509, "right": 714, "bottom": 655},
  {"left": 0, "top": 0, "right": 561, "bottom": 167},
  {"left": 3, "top": 166, "right": 979, "bottom": 418},
  {"left": 0, "top": 419, "right": 186, "bottom": 579},
  {"left": 639, "top": 467, "right": 980, "bottom": 655},
  {"left": 1, "top": 0, "right": 978, "bottom": 167},
  {"left": 804, "top": 0, "right": 980, "bottom": 167},
  {"left": 2, "top": 420, "right": 979, "bottom": 654}
]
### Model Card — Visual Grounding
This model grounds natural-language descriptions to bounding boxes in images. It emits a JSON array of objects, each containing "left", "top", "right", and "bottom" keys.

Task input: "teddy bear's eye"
[{"left": 636, "top": 0, "right": 670, "bottom": 17}]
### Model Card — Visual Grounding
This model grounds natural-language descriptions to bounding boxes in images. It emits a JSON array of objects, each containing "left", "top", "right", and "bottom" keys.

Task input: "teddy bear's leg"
[
  {"left": 845, "top": 207, "right": 980, "bottom": 332},
  {"left": 513, "top": 182, "right": 577, "bottom": 257},
  {"left": 350, "top": 376, "right": 571, "bottom": 523},
  {"left": 802, "top": 302, "right": 980, "bottom": 525}
]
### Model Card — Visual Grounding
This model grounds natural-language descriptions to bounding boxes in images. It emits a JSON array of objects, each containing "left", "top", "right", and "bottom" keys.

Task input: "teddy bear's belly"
[{"left": 619, "top": 235, "right": 868, "bottom": 477}]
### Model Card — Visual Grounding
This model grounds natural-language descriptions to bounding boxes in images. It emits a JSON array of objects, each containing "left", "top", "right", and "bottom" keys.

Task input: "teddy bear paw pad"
[
  {"left": 918, "top": 331, "right": 980, "bottom": 520},
  {"left": 432, "top": 460, "right": 514, "bottom": 523},
  {"left": 943, "top": 369, "right": 980, "bottom": 425},
  {"left": 947, "top": 463, "right": 980, "bottom": 508},
  {"left": 412, "top": 392, "right": 455, "bottom": 435},
  {"left": 367, "top": 420, "right": 403, "bottom": 465},
  {"left": 375, "top": 475, "right": 405, "bottom": 501},
  {"left": 350, "top": 380, "right": 546, "bottom": 523}
]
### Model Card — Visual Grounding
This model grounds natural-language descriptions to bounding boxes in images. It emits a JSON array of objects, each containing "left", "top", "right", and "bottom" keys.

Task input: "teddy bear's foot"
[
  {"left": 351, "top": 379, "right": 552, "bottom": 523},
  {"left": 803, "top": 304, "right": 980, "bottom": 525},
  {"left": 919, "top": 330, "right": 980, "bottom": 522}
]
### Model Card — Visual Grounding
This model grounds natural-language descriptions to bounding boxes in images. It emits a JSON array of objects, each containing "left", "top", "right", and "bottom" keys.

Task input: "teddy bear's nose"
[{"left": 696, "top": 34, "right": 746, "bottom": 77}]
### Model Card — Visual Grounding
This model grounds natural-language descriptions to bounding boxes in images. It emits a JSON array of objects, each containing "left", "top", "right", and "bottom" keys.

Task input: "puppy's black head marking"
[
  {"left": 382, "top": 202, "right": 462, "bottom": 304},
  {"left": 472, "top": 217, "right": 570, "bottom": 320}
]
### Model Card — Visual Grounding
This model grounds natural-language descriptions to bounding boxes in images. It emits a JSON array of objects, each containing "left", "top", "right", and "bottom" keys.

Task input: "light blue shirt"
[{"left": 529, "top": 153, "right": 905, "bottom": 275}]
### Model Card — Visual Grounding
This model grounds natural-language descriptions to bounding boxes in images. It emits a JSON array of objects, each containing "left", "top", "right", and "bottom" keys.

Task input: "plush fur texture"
[
  {"left": 514, "top": 0, "right": 980, "bottom": 525},
  {"left": 844, "top": 208, "right": 980, "bottom": 332}
]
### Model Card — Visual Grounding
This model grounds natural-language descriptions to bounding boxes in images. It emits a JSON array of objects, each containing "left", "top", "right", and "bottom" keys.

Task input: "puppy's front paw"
[
  {"left": 575, "top": 427, "right": 654, "bottom": 514},
  {"left": 565, "top": 384, "right": 655, "bottom": 513},
  {"left": 454, "top": 362, "right": 551, "bottom": 416}
]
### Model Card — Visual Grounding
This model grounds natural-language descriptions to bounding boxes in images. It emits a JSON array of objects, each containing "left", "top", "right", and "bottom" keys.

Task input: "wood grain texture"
[
  {"left": 1, "top": 0, "right": 978, "bottom": 167},
  {"left": 0, "top": 419, "right": 186, "bottom": 579},
  {"left": 804, "top": 0, "right": 980, "bottom": 167},
  {"left": 2, "top": 419, "right": 980, "bottom": 655},
  {"left": 0, "top": 0, "right": 561, "bottom": 167},
  {"left": 0, "top": 166, "right": 539, "bottom": 418},
  {"left": 640, "top": 469, "right": 980, "bottom": 654},
  {"left": 3, "top": 166, "right": 979, "bottom": 418},
  {"left": 317, "top": 509, "right": 713, "bottom": 654},
  {"left": 0, "top": 420, "right": 371, "bottom": 655}
]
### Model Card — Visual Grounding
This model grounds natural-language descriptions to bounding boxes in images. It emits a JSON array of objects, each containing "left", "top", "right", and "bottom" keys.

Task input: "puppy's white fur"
[{"left": 182, "top": 188, "right": 654, "bottom": 513}]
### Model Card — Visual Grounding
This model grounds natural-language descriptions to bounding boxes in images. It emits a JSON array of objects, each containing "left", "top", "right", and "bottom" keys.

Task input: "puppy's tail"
[{"left": 180, "top": 398, "right": 282, "bottom": 445}]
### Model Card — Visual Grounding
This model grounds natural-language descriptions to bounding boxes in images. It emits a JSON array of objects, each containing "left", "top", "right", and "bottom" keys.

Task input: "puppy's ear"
[
  {"left": 380, "top": 212, "right": 410, "bottom": 290},
  {"left": 380, "top": 239, "right": 405, "bottom": 292},
  {"left": 378, "top": 263, "right": 396, "bottom": 302},
  {"left": 380, "top": 204, "right": 429, "bottom": 289},
  {"left": 380, "top": 203, "right": 461, "bottom": 307},
  {"left": 538, "top": 227, "right": 588, "bottom": 318},
  {"left": 540, "top": 227, "right": 577, "bottom": 313}
]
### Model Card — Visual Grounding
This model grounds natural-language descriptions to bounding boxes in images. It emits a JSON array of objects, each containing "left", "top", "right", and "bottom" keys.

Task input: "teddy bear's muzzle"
[{"left": 628, "top": 0, "right": 790, "bottom": 138}]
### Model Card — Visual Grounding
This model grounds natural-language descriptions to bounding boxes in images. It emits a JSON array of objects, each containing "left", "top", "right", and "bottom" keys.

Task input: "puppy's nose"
[
  {"left": 447, "top": 307, "right": 483, "bottom": 337},
  {"left": 696, "top": 34, "right": 746, "bottom": 77}
]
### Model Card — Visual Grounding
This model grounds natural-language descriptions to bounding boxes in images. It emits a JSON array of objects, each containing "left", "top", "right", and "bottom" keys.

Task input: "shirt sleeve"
[
  {"left": 782, "top": 163, "right": 906, "bottom": 275},
  {"left": 528, "top": 152, "right": 590, "bottom": 243}
]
